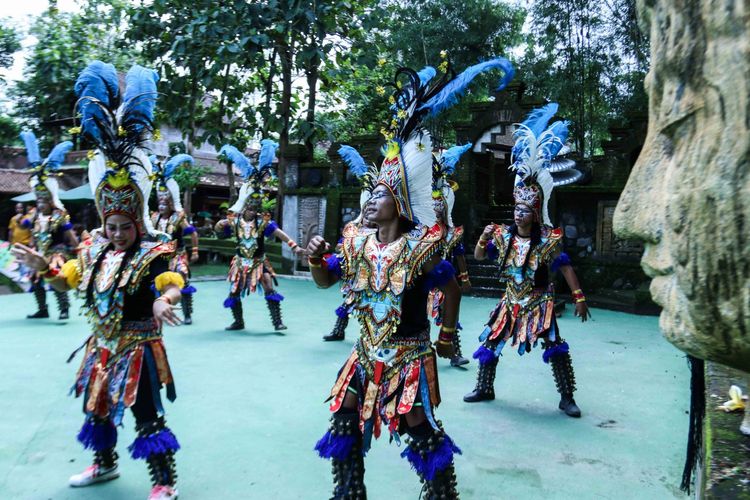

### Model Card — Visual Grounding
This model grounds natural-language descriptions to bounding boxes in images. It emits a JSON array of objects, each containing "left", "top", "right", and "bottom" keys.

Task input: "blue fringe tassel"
[
  {"left": 453, "top": 242, "right": 465, "bottom": 256},
  {"left": 265, "top": 292, "right": 284, "bottom": 302},
  {"left": 335, "top": 305, "right": 349, "bottom": 319},
  {"left": 222, "top": 225, "right": 232, "bottom": 238},
  {"left": 314, "top": 430, "right": 356, "bottom": 461},
  {"left": 423, "top": 259, "right": 456, "bottom": 291},
  {"left": 77, "top": 418, "right": 117, "bottom": 451},
  {"left": 473, "top": 345, "right": 498, "bottom": 365},
  {"left": 325, "top": 254, "right": 342, "bottom": 278},
  {"left": 401, "top": 434, "right": 462, "bottom": 481},
  {"left": 128, "top": 428, "right": 180, "bottom": 460},
  {"left": 223, "top": 296, "right": 238, "bottom": 308},
  {"left": 181, "top": 285, "right": 196, "bottom": 295},
  {"left": 21, "top": 218, "right": 32, "bottom": 229},
  {"left": 551, "top": 252, "right": 572, "bottom": 273},
  {"left": 542, "top": 341, "right": 570, "bottom": 364},
  {"left": 61, "top": 222, "right": 73, "bottom": 231},
  {"left": 263, "top": 221, "right": 279, "bottom": 237},
  {"left": 183, "top": 225, "right": 196, "bottom": 236}
]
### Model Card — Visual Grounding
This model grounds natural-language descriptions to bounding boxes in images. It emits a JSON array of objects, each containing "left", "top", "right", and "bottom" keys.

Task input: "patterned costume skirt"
[
  {"left": 72, "top": 320, "right": 175, "bottom": 426},
  {"left": 479, "top": 293, "right": 557, "bottom": 357},
  {"left": 168, "top": 249, "right": 190, "bottom": 277},
  {"left": 326, "top": 334, "right": 440, "bottom": 451},
  {"left": 227, "top": 255, "right": 267, "bottom": 295}
]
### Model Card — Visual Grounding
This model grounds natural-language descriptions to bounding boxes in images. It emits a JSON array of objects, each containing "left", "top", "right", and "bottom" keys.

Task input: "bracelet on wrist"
[
  {"left": 575, "top": 298, "right": 587, "bottom": 303},
  {"left": 308, "top": 257, "right": 323, "bottom": 268},
  {"left": 287, "top": 240, "right": 298, "bottom": 249},
  {"left": 42, "top": 267, "right": 59, "bottom": 280},
  {"left": 156, "top": 295, "right": 172, "bottom": 306},
  {"left": 436, "top": 339, "right": 453, "bottom": 346}
]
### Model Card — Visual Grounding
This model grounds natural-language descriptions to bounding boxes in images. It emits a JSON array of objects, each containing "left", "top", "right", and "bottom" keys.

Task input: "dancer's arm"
[
  {"left": 306, "top": 235, "right": 339, "bottom": 288},
  {"left": 11, "top": 243, "right": 73, "bottom": 292},
  {"left": 474, "top": 223, "right": 496, "bottom": 260},
  {"left": 271, "top": 227, "right": 306, "bottom": 256},
  {"left": 423, "top": 255, "right": 460, "bottom": 359},
  {"left": 558, "top": 264, "right": 590, "bottom": 322}
]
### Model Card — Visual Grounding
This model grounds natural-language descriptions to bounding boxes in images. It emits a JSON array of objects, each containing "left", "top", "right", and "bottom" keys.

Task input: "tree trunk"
[
  {"left": 304, "top": 50, "right": 320, "bottom": 159},
  {"left": 277, "top": 39, "right": 294, "bottom": 223},
  {"left": 261, "top": 48, "right": 278, "bottom": 137},
  {"left": 217, "top": 64, "right": 237, "bottom": 202}
]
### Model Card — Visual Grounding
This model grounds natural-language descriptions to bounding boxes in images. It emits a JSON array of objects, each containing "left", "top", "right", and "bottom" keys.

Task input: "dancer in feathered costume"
[
  {"left": 215, "top": 140, "right": 304, "bottom": 331},
  {"left": 463, "top": 103, "right": 591, "bottom": 419},
  {"left": 308, "top": 56, "right": 514, "bottom": 499},
  {"left": 429, "top": 143, "right": 473, "bottom": 367},
  {"left": 322, "top": 145, "right": 378, "bottom": 342},
  {"left": 13, "top": 61, "right": 183, "bottom": 500},
  {"left": 19, "top": 131, "right": 78, "bottom": 320},
  {"left": 150, "top": 154, "right": 199, "bottom": 324}
]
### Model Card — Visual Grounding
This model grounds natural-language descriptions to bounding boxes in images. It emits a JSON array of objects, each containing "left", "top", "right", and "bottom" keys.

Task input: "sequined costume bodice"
[
  {"left": 152, "top": 211, "right": 186, "bottom": 249},
  {"left": 32, "top": 209, "right": 71, "bottom": 257},
  {"left": 340, "top": 224, "right": 442, "bottom": 357},
  {"left": 233, "top": 216, "right": 269, "bottom": 259},
  {"left": 490, "top": 224, "right": 562, "bottom": 309},
  {"left": 76, "top": 232, "right": 176, "bottom": 352}
]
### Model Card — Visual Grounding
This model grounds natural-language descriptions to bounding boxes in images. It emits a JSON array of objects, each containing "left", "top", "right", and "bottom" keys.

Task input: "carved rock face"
[{"left": 613, "top": 0, "right": 750, "bottom": 373}]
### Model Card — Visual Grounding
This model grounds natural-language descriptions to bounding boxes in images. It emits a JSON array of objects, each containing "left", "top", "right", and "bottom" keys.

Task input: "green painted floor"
[{"left": 0, "top": 277, "right": 689, "bottom": 499}]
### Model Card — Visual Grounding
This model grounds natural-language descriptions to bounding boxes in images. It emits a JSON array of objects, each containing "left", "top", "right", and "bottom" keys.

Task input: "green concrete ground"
[{"left": 0, "top": 277, "right": 689, "bottom": 499}]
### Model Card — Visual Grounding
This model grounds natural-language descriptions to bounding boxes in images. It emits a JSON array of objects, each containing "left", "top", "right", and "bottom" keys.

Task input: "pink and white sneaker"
[
  {"left": 148, "top": 484, "right": 179, "bottom": 500},
  {"left": 69, "top": 464, "right": 120, "bottom": 487}
]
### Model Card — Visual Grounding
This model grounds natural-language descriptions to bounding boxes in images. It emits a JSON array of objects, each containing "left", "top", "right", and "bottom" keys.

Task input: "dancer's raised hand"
[{"left": 11, "top": 243, "right": 49, "bottom": 271}]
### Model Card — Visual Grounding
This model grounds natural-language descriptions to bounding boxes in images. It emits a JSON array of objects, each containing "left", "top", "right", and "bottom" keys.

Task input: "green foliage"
[
  {"left": 520, "top": 0, "right": 648, "bottom": 157},
  {"left": 173, "top": 162, "right": 211, "bottom": 191},
  {"left": 10, "top": 1, "right": 140, "bottom": 148},
  {"left": 0, "top": 18, "right": 21, "bottom": 73},
  {"left": 0, "top": 114, "right": 20, "bottom": 146},
  {"left": 317, "top": 0, "right": 526, "bottom": 145}
]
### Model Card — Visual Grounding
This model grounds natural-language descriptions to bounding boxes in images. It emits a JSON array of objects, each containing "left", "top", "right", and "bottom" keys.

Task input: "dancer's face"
[
  {"left": 514, "top": 204, "right": 534, "bottom": 231},
  {"left": 364, "top": 185, "right": 397, "bottom": 224},
  {"left": 105, "top": 214, "right": 138, "bottom": 251},
  {"left": 157, "top": 193, "right": 172, "bottom": 216},
  {"left": 36, "top": 196, "right": 51, "bottom": 215},
  {"left": 15, "top": 203, "right": 24, "bottom": 215}
]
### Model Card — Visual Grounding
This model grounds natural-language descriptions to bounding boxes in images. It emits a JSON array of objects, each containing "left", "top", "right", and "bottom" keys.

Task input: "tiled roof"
[{"left": 0, "top": 169, "right": 31, "bottom": 194}]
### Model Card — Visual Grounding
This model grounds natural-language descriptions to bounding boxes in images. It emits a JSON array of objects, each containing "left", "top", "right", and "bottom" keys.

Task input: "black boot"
[
  {"left": 27, "top": 282, "right": 49, "bottom": 319},
  {"left": 450, "top": 332, "right": 469, "bottom": 367},
  {"left": 129, "top": 418, "right": 179, "bottom": 489},
  {"left": 402, "top": 423, "right": 460, "bottom": 499},
  {"left": 315, "top": 412, "right": 366, "bottom": 499},
  {"left": 463, "top": 357, "right": 497, "bottom": 402},
  {"left": 182, "top": 293, "right": 193, "bottom": 325},
  {"left": 55, "top": 290, "right": 70, "bottom": 320},
  {"left": 266, "top": 296, "right": 287, "bottom": 331},
  {"left": 225, "top": 299, "right": 244, "bottom": 330},
  {"left": 549, "top": 349, "right": 581, "bottom": 418},
  {"left": 324, "top": 314, "right": 348, "bottom": 341}
]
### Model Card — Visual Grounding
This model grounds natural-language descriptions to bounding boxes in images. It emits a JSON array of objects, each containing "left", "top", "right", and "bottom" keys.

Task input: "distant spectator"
[{"left": 8, "top": 203, "right": 32, "bottom": 245}]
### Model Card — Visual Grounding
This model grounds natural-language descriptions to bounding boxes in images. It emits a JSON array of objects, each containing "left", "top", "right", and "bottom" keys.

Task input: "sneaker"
[
  {"left": 148, "top": 485, "right": 179, "bottom": 499},
  {"left": 450, "top": 354, "right": 470, "bottom": 367},
  {"left": 59, "top": 310, "right": 69, "bottom": 320},
  {"left": 69, "top": 464, "right": 120, "bottom": 487},
  {"left": 27, "top": 309, "right": 49, "bottom": 319}
]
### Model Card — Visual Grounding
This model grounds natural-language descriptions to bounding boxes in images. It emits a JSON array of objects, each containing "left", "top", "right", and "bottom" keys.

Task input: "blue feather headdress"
[
  {"left": 219, "top": 145, "right": 254, "bottom": 181},
  {"left": 510, "top": 103, "right": 581, "bottom": 226},
  {"left": 373, "top": 55, "right": 514, "bottom": 227},
  {"left": 154, "top": 154, "right": 193, "bottom": 213},
  {"left": 75, "top": 61, "right": 161, "bottom": 235},
  {"left": 21, "top": 131, "right": 73, "bottom": 210},
  {"left": 338, "top": 144, "right": 379, "bottom": 217},
  {"left": 20, "top": 130, "right": 41, "bottom": 166},
  {"left": 433, "top": 142, "right": 472, "bottom": 227}
]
